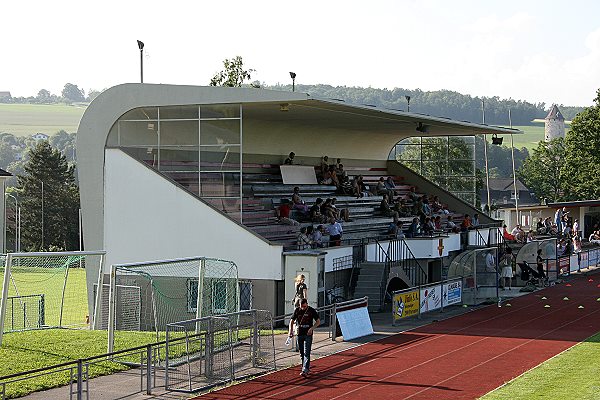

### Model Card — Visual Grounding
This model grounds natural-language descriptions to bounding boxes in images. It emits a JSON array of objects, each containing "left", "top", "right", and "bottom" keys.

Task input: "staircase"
[{"left": 353, "top": 262, "right": 387, "bottom": 312}]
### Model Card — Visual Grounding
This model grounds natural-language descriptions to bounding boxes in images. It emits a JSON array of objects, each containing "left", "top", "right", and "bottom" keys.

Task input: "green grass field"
[
  {"left": 0, "top": 104, "right": 86, "bottom": 136},
  {"left": 481, "top": 331, "right": 600, "bottom": 399}
]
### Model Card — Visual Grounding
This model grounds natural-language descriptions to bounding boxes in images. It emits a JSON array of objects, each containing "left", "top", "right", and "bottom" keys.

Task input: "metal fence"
[{"left": 165, "top": 309, "right": 276, "bottom": 393}]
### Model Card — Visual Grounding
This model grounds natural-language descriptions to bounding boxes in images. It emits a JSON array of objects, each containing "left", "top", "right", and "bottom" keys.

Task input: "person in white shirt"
[
  {"left": 472, "top": 213, "right": 480, "bottom": 228},
  {"left": 326, "top": 217, "right": 343, "bottom": 247}
]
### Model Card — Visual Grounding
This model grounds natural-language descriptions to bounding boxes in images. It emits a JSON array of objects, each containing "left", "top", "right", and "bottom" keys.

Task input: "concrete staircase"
[{"left": 353, "top": 262, "right": 387, "bottom": 312}]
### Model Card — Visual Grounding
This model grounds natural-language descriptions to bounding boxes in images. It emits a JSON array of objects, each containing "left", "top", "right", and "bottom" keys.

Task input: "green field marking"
[
  {"left": 0, "top": 104, "right": 86, "bottom": 136},
  {"left": 481, "top": 331, "right": 600, "bottom": 399}
]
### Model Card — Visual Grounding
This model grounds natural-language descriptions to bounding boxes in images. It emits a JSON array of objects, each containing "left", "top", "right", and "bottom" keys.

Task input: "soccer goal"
[
  {"left": 0, "top": 251, "right": 106, "bottom": 346},
  {"left": 104, "top": 256, "right": 239, "bottom": 352}
]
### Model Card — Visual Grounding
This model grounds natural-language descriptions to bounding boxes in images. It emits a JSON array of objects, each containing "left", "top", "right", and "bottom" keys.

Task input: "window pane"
[
  {"left": 161, "top": 120, "right": 199, "bottom": 146},
  {"left": 160, "top": 105, "right": 198, "bottom": 120},
  {"left": 121, "top": 107, "right": 158, "bottom": 120},
  {"left": 212, "top": 281, "right": 227, "bottom": 313},
  {"left": 200, "top": 120, "right": 241, "bottom": 146},
  {"left": 199, "top": 172, "right": 240, "bottom": 197},
  {"left": 200, "top": 104, "right": 240, "bottom": 119},
  {"left": 187, "top": 279, "right": 198, "bottom": 312},
  {"left": 199, "top": 146, "right": 240, "bottom": 171},
  {"left": 118, "top": 120, "right": 158, "bottom": 147},
  {"left": 239, "top": 281, "right": 252, "bottom": 310}
]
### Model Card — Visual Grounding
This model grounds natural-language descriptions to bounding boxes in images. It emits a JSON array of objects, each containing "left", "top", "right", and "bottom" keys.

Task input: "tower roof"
[{"left": 545, "top": 104, "right": 565, "bottom": 120}]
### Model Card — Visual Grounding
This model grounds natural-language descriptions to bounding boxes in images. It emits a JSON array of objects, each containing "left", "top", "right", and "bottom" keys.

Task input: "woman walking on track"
[
  {"left": 499, "top": 247, "right": 514, "bottom": 290},
  {"left": 293, "top": 274, "right": 308, "bottom": 308}
]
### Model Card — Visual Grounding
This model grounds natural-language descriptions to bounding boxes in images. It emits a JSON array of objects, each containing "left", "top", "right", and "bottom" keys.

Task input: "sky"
[{"left": 2, "top": 0, "right": 600, "bottom": 106}]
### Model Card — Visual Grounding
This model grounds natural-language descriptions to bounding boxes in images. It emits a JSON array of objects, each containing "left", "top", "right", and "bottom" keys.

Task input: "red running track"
[{"left": 196, "top": 273, "right": 600, "bottom": 399}]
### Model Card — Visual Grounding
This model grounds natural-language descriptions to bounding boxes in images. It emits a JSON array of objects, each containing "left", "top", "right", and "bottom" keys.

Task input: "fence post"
[
  {"left": 252, "top": 310, "right": 259, "bottom": 367},
  {"left": 206, "top": 317, "right": 213, "bottom": 378},
  {"left": 146, "top": 344, "right": 152, "bottom": 395},
  {"left": 76, "top": 359, "right": 83, "bottom": 400},
  {"left": 0, "top": 253, "right": 13, "bottom": 346},
  {"left": 331, "top": 303, "right": 337, "bottom": 341}
]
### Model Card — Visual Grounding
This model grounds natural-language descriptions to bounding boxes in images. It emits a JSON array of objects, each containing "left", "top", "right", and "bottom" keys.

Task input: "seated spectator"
[
  {"left": 380, "top": 193, "right": 399, "bottom": 219},
  {"left": 284, "top": 151, "right": 295, "bottom": 165},
  {"left": 461, "top": 214, "right": 472, "bottom": 232},
  {"left": 352, "top": 175, "right": 370, "bottom": 198},
  {"left": 511, "top": 225, "right": 525, "bottom": 242},
  {"left": 334, "top": 158, "right": 343, "bottom": 172},
  {"left": 434, "top": 215, "right": 442, "bottom": 231},
  {"left": 297, "top": 227, "right": 312, "bottom": 250},
  {"left": 526, "top": 230, "right": 535, "bottom": 243},
  {"left": 376, "top": 177, "right": 394, "bottom": 198},
  {"left": 331, "top": 197, "right": 350, "bottom": 222},
  {"left": 320, "top": 198, "right": 336, "bottom": 220},
  {"left": 326, "top": 217, "right": 343, "bottom": 247},
  {"left": 536, "top": 218, "right": 546, "bottom": 234},
  {"left": 544, "top": 217, "right": 553, "bottom": 232},
  {"left": 589, "top": 230, "right": 600, "bottom": 245},
  {"left": 320, "top": 156, "right": 329, "bottom": 180},
  {"left": 563, "top": 238, "right": 573, "bottom": 255},
  {"left": 291, "top": 186, "right": 309, "bottom": 213},
  {"left": 472, "top": 213, "right": 480, "bottom": 228},
  {"left": 563, "top": 222, "right": 572, "bottom": 238},
  {"left": 503, "top": 224, "right": 516, "bottom": 241},
  {"left": 309, "top": 198, "right": 326, "bottom": 223},
  {"left": 422, "top": 196, "right": 432, "bottom": 216},
  {"left": 311, "top": 225, "right": 325, "bottom": 248},
  {"left": 422, "top": 217, "right": 435, "bottom": 235},
  {"left": 440, "top": 204, "right": 450, "bottom": 215},
  {"left": 276, "top": 199, "right": 300, "bottom": 226},
  {"left": 320, "top": 165, "right": 334, "bottom": 185},
  {"left": 407, "top": 186, "right": 420, "bottom": 203},
  {"left": 430, "top": 195, "right": 443, "bottom": 213},
  {"left": 406, "top": 217, "right": 420, "bottom": 238},
  {"left": 388, "top": 215, "right": 399, "bottom": 237},
  {"left": 384, "top": 177, "right": 396, "bottom": 190},
  {"left": 394, "top": 198, "right": 411, "bottom": 218},
  {"left": 337, "top": 164, "right": 353, "bottom": 194},
  {"left": 446, "top": 215, "right": 460, "bottom": 233}
]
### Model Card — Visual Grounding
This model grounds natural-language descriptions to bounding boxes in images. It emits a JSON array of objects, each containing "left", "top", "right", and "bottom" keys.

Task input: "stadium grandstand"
[{"left": 76, "top": 83, "right": 520, "bottom": 319}]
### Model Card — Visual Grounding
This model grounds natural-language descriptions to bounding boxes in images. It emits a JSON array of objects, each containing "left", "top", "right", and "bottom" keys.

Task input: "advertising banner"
[
  {"left": 443, "top": 280, "right": 462, "bottom": 306},
  {"left": 393, "top": 290, "right": 419, "bottom": 322},
  {"left": 420, "top": 285, "right": 442, "bottom": 313}
]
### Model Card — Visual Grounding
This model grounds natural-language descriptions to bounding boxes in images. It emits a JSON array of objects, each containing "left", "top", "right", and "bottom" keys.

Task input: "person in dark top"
[
  {"left": 536, "top": 249, "right": 547, "bottom": 286},
  {"left": 288, "top": 298, "right": 320, "bottom": 377},
  {"left": 284, "top": 152, "right": 295, "bottom": 165}
]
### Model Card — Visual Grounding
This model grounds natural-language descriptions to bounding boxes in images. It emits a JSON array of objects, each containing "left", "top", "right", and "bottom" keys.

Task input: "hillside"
[{"left": 0, "top": 104, "right": 85, "bottom": 137}]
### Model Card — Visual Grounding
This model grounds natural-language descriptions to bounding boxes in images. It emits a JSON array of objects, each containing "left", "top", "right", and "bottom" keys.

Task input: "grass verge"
[{"left": 481, "top": 331, "right": 600, "bottom": 399}]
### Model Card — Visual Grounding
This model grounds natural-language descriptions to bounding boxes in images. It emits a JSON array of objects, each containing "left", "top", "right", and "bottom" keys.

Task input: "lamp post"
[
  {"left": 405, "top": 95, "right": 411, "bottom": 112},
  {"left": 289, "top": 72, "right": 296, "bottom": 92},
  {"left": 509, "top": 109, "right": 519, "bottom": 220},
  {"left": 481, "top": 98, "right": 492, "bottom": 216},
  {"left": 137, "top": 40, "right": 145, "bottom": 83}
]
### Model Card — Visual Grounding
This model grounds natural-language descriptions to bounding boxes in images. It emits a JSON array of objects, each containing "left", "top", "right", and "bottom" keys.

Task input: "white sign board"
[
  {"left": 420, "top": 285, "right": 442, "bottom": 313},
  {"left": 442, "top": 280, "right": 462, "bottom": 306},
  {"left": 336, "top": 307, "right": 374, "bottom": 341},
  {"left": 280, "top": 165, "right": 318, "bottom": 184}
]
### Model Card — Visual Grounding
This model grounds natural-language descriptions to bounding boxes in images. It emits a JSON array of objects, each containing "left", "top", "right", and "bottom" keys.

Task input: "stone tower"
[{"left": 544, "top": 104, "right": 565, "bottom": 142}]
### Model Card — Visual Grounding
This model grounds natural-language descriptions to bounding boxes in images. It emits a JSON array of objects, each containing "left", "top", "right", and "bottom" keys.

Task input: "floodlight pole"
[
  {"left": 482, "top": 99, "right": 492, "bottom": 216},
  {"left": 137, "top": 40, "right": 144, "bottom": 83},
  {"left": 509, "top": 110, "right": 519, "bottom": 219}
]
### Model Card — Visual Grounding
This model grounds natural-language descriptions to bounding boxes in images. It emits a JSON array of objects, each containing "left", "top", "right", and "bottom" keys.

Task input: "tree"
[
  {"left": 518, "top": 138, "right": 565, "bottom": 203},
  {"left": 210, "top": 56, "right": 255, "bottom": 87},
  {"left": 86, "top": 89, "right": 102, "bottom": 102},
  {"left": 16, "top": 141, "right": 80, "bottom": 251},
  {"left": 561, "top": 89, "right": 600, "bottom": 200},
  {"left": 61, "top": 83, "right": 85, "bottom": 102}
]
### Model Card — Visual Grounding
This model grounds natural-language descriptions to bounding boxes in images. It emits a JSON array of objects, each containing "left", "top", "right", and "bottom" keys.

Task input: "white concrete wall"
[{"left": 103, "top": 149, "right": 284, "bottom": 280}]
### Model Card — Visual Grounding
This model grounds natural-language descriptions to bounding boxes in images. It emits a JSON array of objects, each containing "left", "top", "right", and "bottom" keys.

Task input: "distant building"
[
  {"left": 482, "top": 178, "right": 537, "bottom": 209},
  {"left": 0, "top": 91, "right": 11, "bottom": 101},
  {"left": 32, "top": 133, "right": 49, "bottom": 141},
  {"left": 544, "top": 104, "right": 565, "bottom": 141}
]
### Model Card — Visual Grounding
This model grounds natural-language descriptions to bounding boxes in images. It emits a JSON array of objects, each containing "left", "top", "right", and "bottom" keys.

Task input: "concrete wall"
[{"left": 103, "top": 149, "right": 284, "bottom": 281}]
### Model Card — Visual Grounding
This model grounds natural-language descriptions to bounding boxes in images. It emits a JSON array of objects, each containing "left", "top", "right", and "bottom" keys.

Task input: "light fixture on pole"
[
  {"left": 481, "top": 98, "right": 492, "bottom": 215},
  {"left": 491, "top": 134, "right": 503, "bottom": 145},
  {"left": 405, "top": 95, "right": 411, "bottom": 112},
  {"left": 137, "top": 40, "right": 145, "bottom": 83},
  {"left": 289, "top": 72, "right": 296, "bottom": 92}
]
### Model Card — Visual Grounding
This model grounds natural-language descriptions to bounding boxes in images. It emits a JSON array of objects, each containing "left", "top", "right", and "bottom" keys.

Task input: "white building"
[{"left": 76, "top": 83, "right": 519, "bottom": 317}]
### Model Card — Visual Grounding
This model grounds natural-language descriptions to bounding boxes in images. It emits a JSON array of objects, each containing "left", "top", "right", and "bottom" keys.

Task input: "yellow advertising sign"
[{"left": 393, "top": 290, "right": 420, "bottom": 321}]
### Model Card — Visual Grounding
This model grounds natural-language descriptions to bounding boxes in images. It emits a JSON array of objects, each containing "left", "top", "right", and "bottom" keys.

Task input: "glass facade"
[
  {"left": 389, "top": 136, "right": 477, "bottom": 206},
  {"left": 106, "top": 104, "right": 243, "bottom": 221}
]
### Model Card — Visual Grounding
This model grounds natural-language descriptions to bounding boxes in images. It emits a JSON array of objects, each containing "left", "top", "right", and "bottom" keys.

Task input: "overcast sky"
[{"left": 2, "top": 0, "right": 600, "bottom": 106}]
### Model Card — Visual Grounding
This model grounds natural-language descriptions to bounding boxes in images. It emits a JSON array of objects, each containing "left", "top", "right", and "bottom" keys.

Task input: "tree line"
[{"left": 1, "top": 83, "right": 102, "bottom": 104}]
